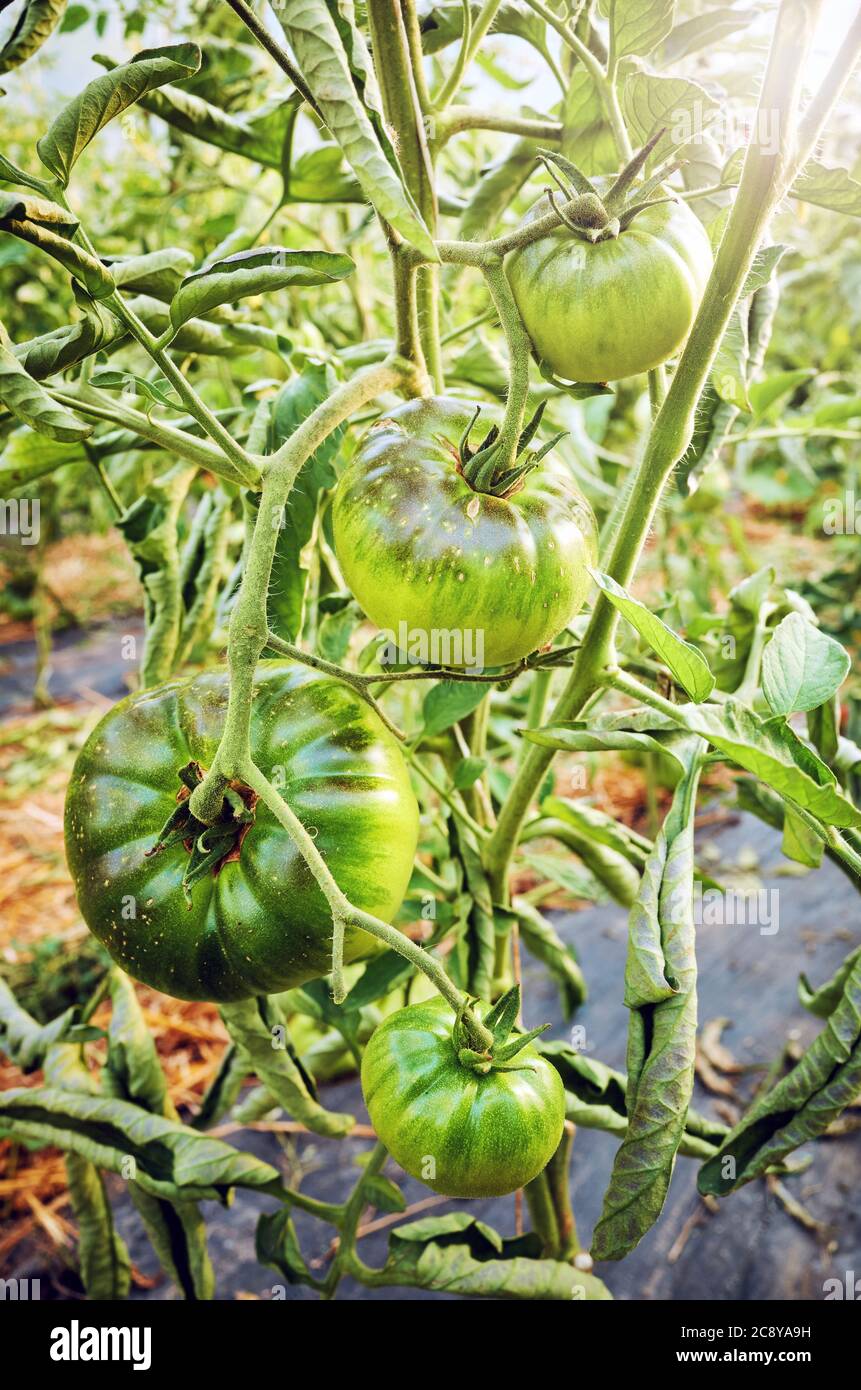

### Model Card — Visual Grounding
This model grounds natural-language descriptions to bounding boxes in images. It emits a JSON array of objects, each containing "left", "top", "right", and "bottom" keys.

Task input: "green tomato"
[
  {"left": 361, "top": 997, "right": 566, "bottom": 1198},
  {"left": 506, "top": 197, "right": 713, "bottom": 383},
  {"left": 332, "top": 397, "right": 597, "bottom": 669},
  {"left": 65, "top": 662, "right": 419, "bottom": 1003}
]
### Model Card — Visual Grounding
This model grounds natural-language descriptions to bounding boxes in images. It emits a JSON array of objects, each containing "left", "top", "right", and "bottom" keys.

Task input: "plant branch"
[
  {"left": 481, "top": 259, "right": 532, "bottom": 472},
  {"left": 50, "top": 388, "right": 249, "bottom": 485},
  {"left": 367, "top": 0, "right": 441, "bottom": 389},
  {"left": 432, "top": 0, "right": 503, "bottom": 110},
  {"left": 432, "top": 108, "right": 562, "bottom": 146},
  {"left": 224, "top": 0, "right": 324, "bottom": 118},
  {"left": 263, "top": 629, "right": 406, "bottom": 741},
  {"left": 187, "top": 359, "right": 406, "bottom": 826}
]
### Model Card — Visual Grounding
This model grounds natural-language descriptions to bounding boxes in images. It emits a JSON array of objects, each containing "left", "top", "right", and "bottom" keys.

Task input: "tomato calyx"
[
  {"left": 453, "top": 985, "right": 550, "bottom": 1075},
  {"left": 146, "top": 760, "right": 258, "bottom": 904},
  {"left": 536, "top": 128, "right": 684, "bottom": 245},
  {"left": 454, "top": 400, "right": 566, "bottom": 498}
]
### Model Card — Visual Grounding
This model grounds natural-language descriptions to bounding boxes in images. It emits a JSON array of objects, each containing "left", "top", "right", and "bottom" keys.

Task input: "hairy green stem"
[
  {"left": 434, "top": 109, "right": 561, "bottom": 145},
  {"left": 367, "top": 0, "right": 442, "bottom": 390},
  {"left": 50, "top": 389, "right": 248, "bottom": 485},
  {"left": 105, "top": 294, "right": 261, "bottom": 488},
  {"left": 432, "top": 0, "right": 502, "bottom": 110},
  {"left": 481, "top": 259, "right": 532, "bottom": 472},
  {"left": 189, "top": 360, "right": 405, "bottom": 823},
  {"left": 224, "top": 0, "right": 323, "bottom": 118}
]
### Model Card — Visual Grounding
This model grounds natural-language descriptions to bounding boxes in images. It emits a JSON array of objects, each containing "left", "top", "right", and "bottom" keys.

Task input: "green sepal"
[
  {"left": 604, "top": 128, "right": 666, "bottom": 210},
  {"left": 493, "top": 1023, "right": 550, "bottom": 1064},
  {"left": 536, "top": 147, "right": 597, "bottom": 198},
  {"left": 484, "top": 984, "right": 521, "bottom": 1045}
]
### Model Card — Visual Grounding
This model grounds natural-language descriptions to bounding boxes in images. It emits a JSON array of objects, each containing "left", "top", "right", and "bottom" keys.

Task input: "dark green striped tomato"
[
  {"left": 332, "top": 397, "right": 597, "bottom": 669},
  {"left": 361, "top": 997, "right": 566, "bottom": 1198},
  {"left": 506, "top": 197, "right": 712, "bottom": 383},
  {"left": 65, "top": 662, "right": 419, "bottom": 1003}
]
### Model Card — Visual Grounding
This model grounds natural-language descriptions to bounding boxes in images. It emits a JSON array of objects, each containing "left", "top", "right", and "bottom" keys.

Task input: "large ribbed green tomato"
[
  {"left": 65, "top": 663, "right": 419, "bottom": 1003},
  {"left": 332, "top": 397, "right": 597, "bottom": 669},
  {"left": 506, "top": 197, "right": 713, "bottom": 383},
  {"left": 361, "top": 997, "right": 566, "bottom": 1198}
]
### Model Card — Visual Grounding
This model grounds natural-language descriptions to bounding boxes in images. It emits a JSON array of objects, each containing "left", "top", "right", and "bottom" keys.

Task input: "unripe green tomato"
[
  {"left": 361, "top": 997, "right": 566, "bottom": 1198},
  {"left": 506, "top": 197, "right": 713, "bottom": 382},
  {"left": 332, "top": 397, "right": 597, "bottom": 669},
  {"left": 65, "top": 663, "right": 419, "bottom": 1002}
]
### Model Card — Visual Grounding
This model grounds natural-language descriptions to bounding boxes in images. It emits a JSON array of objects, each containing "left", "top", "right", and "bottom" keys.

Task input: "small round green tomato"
[
  {"left": 65, "top": 662, "right": 419, "bottom": 1003},
  {"left": 332, "top": 397, "right": 597, "bottom": 669},
  {"left": 506, "top": 197, "right": 713, "bottom": 383},
  {"left": 361, "top": 997, "right": 566, "bottom": 1198}
]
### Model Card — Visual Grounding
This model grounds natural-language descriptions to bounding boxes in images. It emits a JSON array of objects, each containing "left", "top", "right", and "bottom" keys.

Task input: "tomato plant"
[
  {"left": 0, "top": 0, "right": 859, "bottom": 1314},
  {"left": 333, "top": 396, "right": 597, "bottom": 667},
  {"left": 65, "top": 662, "right": 419, "bottom": 1002},
  {"left": 361, "top": 992, "right": 566, "bottom": 1197}
]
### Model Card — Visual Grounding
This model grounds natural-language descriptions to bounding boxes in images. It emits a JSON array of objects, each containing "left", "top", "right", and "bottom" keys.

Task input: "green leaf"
[
  {"left": 662, "top": 6, "right": 761, "bottom": 62},
  {"left": 0, "top": 336, "right": 90, "bottom": 441},
  {"left": 622, "top": 73, "right": 718, "bottom": 168},
  {"left": 0, "top": 190, "right": 114, "bottom": 297},
  {"left": 256, "top": 1207, "right": 318, "bottom": 1288},
  {"left": 89, "top": 369, "right": 183, "bottom": 411},
  {"left": 0, "top": 977, "right": 79, "bottom": 1071},
  {"left": 761, "top": 612, "right": 850, "bottom": 716},
  {"left": 592, "top": 742, "right": 706, "bottom": 1261},
  {"left": 739, "top": 243, "right": 786, "bottom": 298},
  {"left": 699, "top": 951, "right": 861, "bottom": 1195},
  {"left": 452, "top": 755, "right": 487, "bottom": 789},
  {"left": 748, "top": 368, "right": 814, "bottom": 419},
  {"left": 522, "top": 723, "right": 675, "bottom": 758},
  {"left": 42, "top": 1044, "right": 134, "bottom": 1301},
  {"left": 541, "top": 794, "right": 651, "bottom": 866},
  {"left": 380, "top": 1213, "right": 612, "bottom": 1300},
  {"left": 422, "top": 681, "right": 488, "bottom": 737},
  {"left": 781, "top": 804, "right": 823, "bottom": 868},
  {"left": 0, "top": 155, "right": 53, "bottom": 200},
  {"left": 191, "top": 1044, "right": 248, "bottom": 1131},
  {"left": 0, "top": 426, "right": 88, "bottom": 493},
  {"left": 168, "top": 247, "right": 354, "bottom": 335},
  {"left": 365, "top": 1174, "right": 407, "bottom": 1214},
  {"left": 791, "top": 159, "right": 861, "bottom": 217},
  {"left": 421, "top": 3, "right": 551, "bottom": 63},
  {"left": 0, "top": 0, "right": 67, "bottom": 76},
  {"left": 808, "top": 694, "right": 840, "bottom": 763},
  {"left": 107, "top": 246, "right": 194, "bottom": 300},
  {"left": 591, "top": 570, "right": 715, "bottom": 701},
  {"left": 538, "top": 1039, "right": 728, "bottom": 1157},
  {"left": 257, "top": 362, "right": 344, "bottom": 641},
  {"left": 275, "top": 4, "right": 437, "bottom": 260},
  {"left": 103, "top": 970, "right": 171, "bottom": 1117},
  {"left": 92, "top": 53, "right": 302, "bottom": 171},
  {"left": 285, "top": 142, "right": 363, "bottom": 203},
  {"left": 519, "top": 848, "right": 606, "bottom": 903},
  {"left": 13, "top": 300, "right": 124, "bottom": 380},
  {"left": 511, "top": 898, "right": 587, "bottom": 1016},
  {"left": 37, "top": 43, "right": 202, "bottom": 185},
  {"left": 798, "top": 945, "right": 861, "bottom": 1019},
  {"left": 683, "top": 699, "right": 861, "bottom": 828},
  {"left": 220, "top": 997, "right": 354, "bottom": 1138},
  {"left": 0, "top": 1086, "right": 283, "bottom": 1202},
  {"left": 342, "top": 950, "right": 415, "bottom": 1011},
  {"left": 562, "top": 68, "right": 616, "bottom": 176},
  {"left": 600, "top": 0, "right": 674, "bottom": 58}
]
